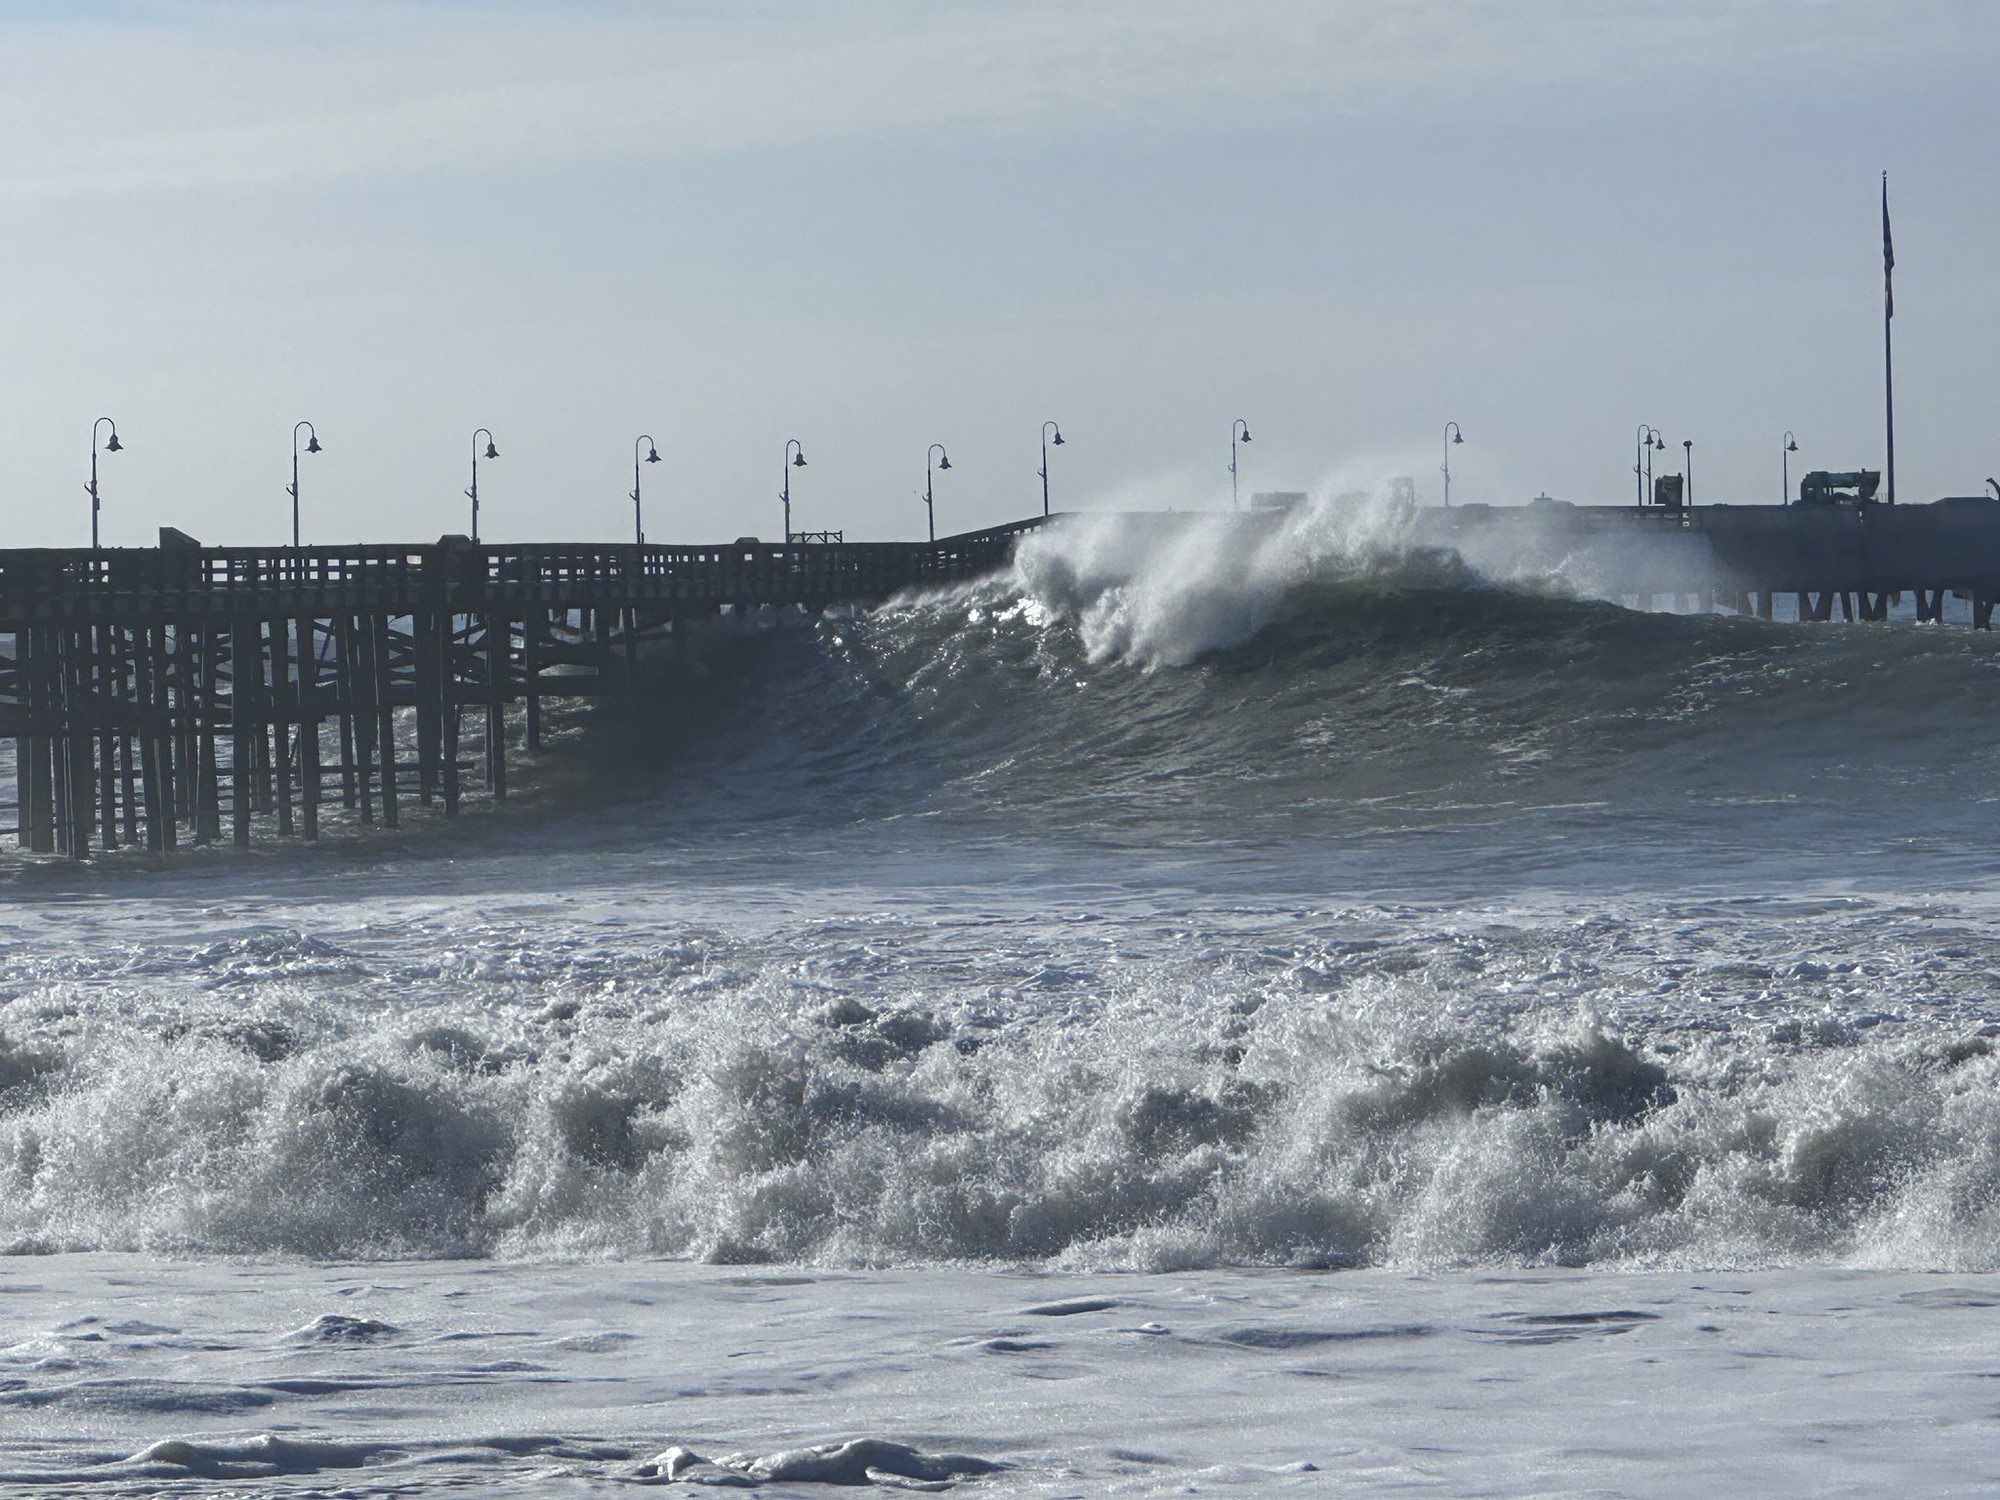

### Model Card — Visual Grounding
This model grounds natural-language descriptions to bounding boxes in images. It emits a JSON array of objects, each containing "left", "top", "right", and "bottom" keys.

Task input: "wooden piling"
[
  {"left": 26, "top": 628, "right": 56, "bottom": 853},
  {"left": 229, "top": 618, "right": 253, "bottom": 849},
  {"left": 120, "top": 628, "right": 140, "bottom": 845},
  {"left": 415, "top": 607, "right": 441, "bottom": 806},
  {"left": 376, "top": 612, "right": 399, "bottom": 829},
  {"left": 485, "top": 610, "right": 507, "bottom": 799},
  {"left": 297, "top": 615, "right": 320, "bottom": 841},
  {"left": 352, "top": 615, "right": 376, "bottom": 825},
  {"left": 335, "top": 615, "right": 359, "bottom": 810},
  {"left": 95, "top": 627, "right": 119, "bottom": 852},
  {"left": 441, "top": 617, "right": 462, "bottom": 818},
  {"left": 140, "top": 622, "right": 170, "bottom": 853},
  {"left": 272, "top": 618, "right": 293, "bottom": 836},
  {"left": 523, "top": 608, "right": 543, "bottom": 752}
]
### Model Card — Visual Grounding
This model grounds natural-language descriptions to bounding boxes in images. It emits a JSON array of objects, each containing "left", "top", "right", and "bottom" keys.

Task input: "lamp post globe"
[
  {"left": 88, "top": 417, "right": 122, "bottom": 550},
  {"left": 632, "top": 433, "right": 660, "bottom": 546},
  {"left": 925, "top": 443, "right": 951, "bottom": 544},
  {"left": 1230, "top": 419, "right": 1252, "bottom": 509},
  {"left": 289, "top": 421, "right": 322, "bottom": 549},
  {"left": 783, "top": 439, "right": 807, "bottom": 541},
  {"left": 1635, "top": 424, "right": 1667, "bottom": 508},
  {"left": 1039, "top": 420, "right": 1064, "bottom": 518},
  {"left": 467, "top": 429, "right": 498, "bottom": 542}
]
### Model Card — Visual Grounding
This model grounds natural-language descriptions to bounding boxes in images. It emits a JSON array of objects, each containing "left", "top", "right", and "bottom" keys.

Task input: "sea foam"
[{"left": 6, "top": 908, "right": 2000, "bottom": 1273}]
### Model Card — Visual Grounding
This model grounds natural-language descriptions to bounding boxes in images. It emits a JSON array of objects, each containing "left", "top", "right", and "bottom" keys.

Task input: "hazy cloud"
[{"left": 4, "top": 0, "right": 1990, "bottom": 197}]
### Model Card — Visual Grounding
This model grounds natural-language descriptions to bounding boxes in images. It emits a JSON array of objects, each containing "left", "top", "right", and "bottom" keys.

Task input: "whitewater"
[{"left": 5, "top": 495, "right": 2000, "bottom": 1494}]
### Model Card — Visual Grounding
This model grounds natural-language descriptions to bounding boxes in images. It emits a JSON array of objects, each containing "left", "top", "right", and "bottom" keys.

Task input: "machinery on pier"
[{"left": 1796, "top": 470, "right": 1882, "bottom": 505}]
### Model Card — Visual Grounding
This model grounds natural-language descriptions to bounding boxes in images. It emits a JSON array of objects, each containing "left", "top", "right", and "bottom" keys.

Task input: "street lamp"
[
  {"left": 782, "top": 439, "right": 806, "bottom": 541},
  {"left": 1635, "top": 424, "right": 1664, "bottom": 508},
  {"left": 1039, "top": 420, "right": 1064, "bottom": 518},
  {"left": 1442, "top": 422, "right": 1464, "bottom": 507},
  {"left": 289, "top": 421, "right": 322, "bottom": 547},
  {"left": 88, "top": 417, "right": 122, "bottom": 549},
  {"left": 631, "top": 433, "right": 660, "bottom": 545},
  {"left": 1989, "top": 478, "right": 1999, "bottom": 501},
  {"left": 925, "top": 443, "right": 951, "bottom": 543},
  {"left": 1782, "top": 431, "right": 1799, "bottom": 506},
  {"left": 467, "top": 429, "right": 498, "bottom": 542},
  {"left": 1683, "top": 439, "right": 1694, "bottom": 508},
  {"left": 1230, "top": 419, "right": 1252, "bottom": 509}
]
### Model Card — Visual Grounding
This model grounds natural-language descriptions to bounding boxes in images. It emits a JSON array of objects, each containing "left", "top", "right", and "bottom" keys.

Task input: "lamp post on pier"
[
  {"left": 631, "top": 434, "right": 660, "bottom": 545},
  {"left": 1039, "top": 420, "right": 1064, "bottom": 517},
  {"left": 782, "top": 439, "right": 806, "bottom": 541},
  {"left": 1683, "top": 439, "right": 1694, "bottom": 508},
  {"left": 88, "top": 417, "right": 122, "bottom": 549},
  {"left": 1442, "top": 422, "right": 1463, "bottom": 507},
  {"left": 925, "top": 443, "right": 951, "bottom": 544},
  {"left": 1635, "top": 425, "right": 1664, "bottom": 508},
  {"left": 1782, "top": 432, "right": 1799, "bottom": 507},
  {"left": 1230, "top": 419, "right": 1252, "bottom": 509},
  {"left": 289, "top": 421, "right": 322, "bottom": 548},
  {"left": 467, "top": 429, "right": 498, "bottom": 542}
]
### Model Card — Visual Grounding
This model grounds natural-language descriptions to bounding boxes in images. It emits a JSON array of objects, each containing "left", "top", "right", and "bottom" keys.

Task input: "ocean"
[{"left": 4, "top": 498, "right": 1999, "bottom": 1494}]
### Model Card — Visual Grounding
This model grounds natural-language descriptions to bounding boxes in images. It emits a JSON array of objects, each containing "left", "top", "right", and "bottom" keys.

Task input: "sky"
[{"left": 2, "top": 0, "right": 1996, "bottom": 549}]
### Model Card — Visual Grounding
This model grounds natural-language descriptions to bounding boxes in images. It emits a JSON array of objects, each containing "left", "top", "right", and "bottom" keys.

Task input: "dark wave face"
[{"left": 563, "top": 504, "right": 2000, "bottom": 898}]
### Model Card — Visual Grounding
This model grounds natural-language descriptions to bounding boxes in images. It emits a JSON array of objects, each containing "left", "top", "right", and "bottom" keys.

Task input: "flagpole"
[{"left": 1883, "top": 171, "right": 1896, "bottom": 506}]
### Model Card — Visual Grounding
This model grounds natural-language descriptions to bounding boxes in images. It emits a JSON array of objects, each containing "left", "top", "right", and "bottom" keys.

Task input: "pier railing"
[{"left": 0, "top": 518, "right": 1045, "bottom": 624}]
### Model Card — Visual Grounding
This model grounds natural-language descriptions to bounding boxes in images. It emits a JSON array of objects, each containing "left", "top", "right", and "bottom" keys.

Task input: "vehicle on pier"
[{"left": 1796, "top": 470, "right": 1882, "bottom": 506}]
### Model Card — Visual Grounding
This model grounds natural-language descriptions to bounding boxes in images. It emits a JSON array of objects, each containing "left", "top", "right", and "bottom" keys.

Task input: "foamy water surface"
[{"left": 5, "top": 497, "right": 1999, "bottom": 1493}]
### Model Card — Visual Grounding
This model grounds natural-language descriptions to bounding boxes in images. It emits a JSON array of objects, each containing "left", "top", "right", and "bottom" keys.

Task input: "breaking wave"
[{"left": 559, "top": 494, "right": 2000, "bottom": 891}]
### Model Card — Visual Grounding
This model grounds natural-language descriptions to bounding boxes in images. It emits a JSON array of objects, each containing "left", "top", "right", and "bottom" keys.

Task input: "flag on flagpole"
[{"left": 1882, "top": 172, "right": 1895, "bottom": 318}]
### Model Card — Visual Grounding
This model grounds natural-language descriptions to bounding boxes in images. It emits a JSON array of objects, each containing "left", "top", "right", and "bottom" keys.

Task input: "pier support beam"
[
  {"left": 484, "top": 610, "right": 507, "bottom": 800},
  {"left": 376, "top": 613, "right": 400, "bottom": 829},
  {"left": 229, "top": 619, "right": 253, "bottom": 848},
  {"left": 297, "top": 615, "right": 320, "bottom": 840}
]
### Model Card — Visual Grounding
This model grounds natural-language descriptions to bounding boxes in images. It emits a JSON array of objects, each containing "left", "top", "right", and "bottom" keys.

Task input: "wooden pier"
[{"left": 0, "top": 520, "right": 1041, "bottom": 858}]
